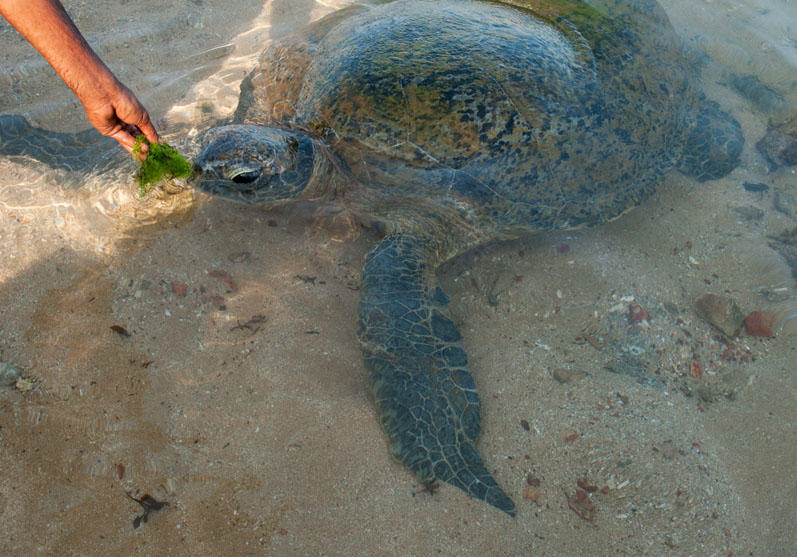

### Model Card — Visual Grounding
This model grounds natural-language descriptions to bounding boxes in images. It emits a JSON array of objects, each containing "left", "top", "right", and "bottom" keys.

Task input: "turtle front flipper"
[
  {"left": 358, "top": 233, "right": 515, "bottom": 516},
  {"left": 0, "top": 114, "right": 126, "bottom": 176}
]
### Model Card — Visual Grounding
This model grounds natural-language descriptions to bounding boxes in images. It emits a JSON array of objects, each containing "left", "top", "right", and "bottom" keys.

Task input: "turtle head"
[
  {"left": 193, "top": 125, "right": 315, "bottom": 204},
  {"left": 678, "top": 99, "right": 744, "bottom": 182}
]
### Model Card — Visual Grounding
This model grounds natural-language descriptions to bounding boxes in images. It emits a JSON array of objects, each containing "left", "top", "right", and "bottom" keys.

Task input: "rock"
[
  {"left": 693, "top": 293, "right": 745, "bottom": 337},
  {"left": 0, "top": 362, "right": 21, "bottom": 387},
  {"left": 756, "top": 114, "right": 797, "bottom": 170},
  {"left": 768, "top": 227, "right": 797, "bottom": 279},
  {"left": 652, "top": 440, "right": 680, "bottom": 460},
  {"left": 743, "top": 310, "right": 777, "bottom": 337},
  {"left": 742, "top": 182, "right": 769, "bottom": 193},
  {"left": 773, "top": 186, "right": 796, "bottom": 219},
  {"left": 731, "top": 205, "right": 765, "bottom": 222},
  {"left": 171, "top": 281, "right": 188, "bottom": 297},
  {"left": 729, "top": 74, "right": 788, "bottom": 117},
  {"left": 228, "top": 251, "right": 251, "bottom": 263},
  {"left": 523, "top": 485, "right": 540, "bottom": 502},
  {"left": 553, "top": 368, "right": 579, "bottom": 383},
  {"left": 698, "top": 385, "right": 718, "bottom": 403},
  {"left": 209, "top": 269, "right": 238, "bottom": 293},
  {"left": 565, "top": 488, "right": 595, "bottom": 521},
  {"left": 627, "top": 301, "right": 650, "bottom": 324}
]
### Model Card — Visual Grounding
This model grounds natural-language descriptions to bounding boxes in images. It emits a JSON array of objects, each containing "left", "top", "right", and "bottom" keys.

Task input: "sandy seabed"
[{"left": 1, "top": 1, "right": 795, "bottom": 555}]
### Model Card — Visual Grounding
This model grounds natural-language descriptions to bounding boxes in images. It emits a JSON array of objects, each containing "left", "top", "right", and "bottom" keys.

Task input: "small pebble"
[
  {"left": 171, "top": 281, "right": 188, "bottom": 297},
  {"left": 15, "top": 377, "right": 37, "bottom": 392},
  {"left": 627, "top": 302, "right": 649, "bottom": 324},
  {"left": 565, "top": 488, "right": 595, "bottom": 521},
  {"left": 0, "top": 362, "right": 21, "bottom": 387},
  {"left": 742, "top": 182, "right": 769, "bottom": 192},
  {"left": 209, "top": 269, "right": 238, "bottom": 293},
  {"left": 652, "top": 440, "right": 679, "bottom": 460},
  {"left": 564, "top": 432, "right": 579, "bottom": 443},
  {"left": 110, "top": 325, "right": 132, "bottom": 338},
  {"left": 698, "top": 386, "right": 716, "bottom": 403},
  {"left": 523, "top": 485, "right": 540, "bottom": 502},
  {"left": 228, "top": 251, "right": 251, "bottom": 263},
  {"left": 732, "top": 205, "right": 765, "bottom": 222},
  {"left": 693, "top": 293, "right": 745, "bottom": 337},
  {"left": 553, "top": 368, "right": 576, "bottom": 383}
]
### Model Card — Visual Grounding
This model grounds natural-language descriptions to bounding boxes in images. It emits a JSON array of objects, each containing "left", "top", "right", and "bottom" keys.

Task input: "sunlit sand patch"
[
  {"left": 165, "top": 1, "right": 356, "bottom": 131},
  {"left": 0, "top": 157, "right": 196, "bottom": 256}
]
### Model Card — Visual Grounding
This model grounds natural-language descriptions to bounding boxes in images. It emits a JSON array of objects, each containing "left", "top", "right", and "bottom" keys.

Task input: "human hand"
[
  {"left": 1, "top": 0, "right": 161, "bottom": 158},
  {"left": 80, "top": 80, "right": 160, "bottom": 159}
]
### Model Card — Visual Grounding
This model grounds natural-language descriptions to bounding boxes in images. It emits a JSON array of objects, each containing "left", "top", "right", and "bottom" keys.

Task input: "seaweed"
[{"left": 132, "top": 135, "right": 192, "bottom": 196}]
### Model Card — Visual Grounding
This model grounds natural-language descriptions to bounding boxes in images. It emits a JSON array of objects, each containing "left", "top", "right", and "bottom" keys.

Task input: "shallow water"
[{"left": 1, "top": 1, "right": 795, "bottom": 554}]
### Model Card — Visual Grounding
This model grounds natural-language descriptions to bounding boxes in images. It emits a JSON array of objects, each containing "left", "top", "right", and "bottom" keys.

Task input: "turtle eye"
[
  {"left": 225, "top": 161, "right": 266, "bottom": 184},
  {"left": 231, "top": 170, "right": 261, "bottom": 184}
]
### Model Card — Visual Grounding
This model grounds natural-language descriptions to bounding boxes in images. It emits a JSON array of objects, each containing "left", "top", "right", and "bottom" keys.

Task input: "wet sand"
[{"left": 1, "top": 1, "right": 795, "bottom": 554}]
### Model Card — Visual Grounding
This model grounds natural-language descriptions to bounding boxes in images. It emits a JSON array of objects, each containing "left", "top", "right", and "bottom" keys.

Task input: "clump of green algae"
[{"left": 132, "top": 135, "right": 192, "bottom": 196}]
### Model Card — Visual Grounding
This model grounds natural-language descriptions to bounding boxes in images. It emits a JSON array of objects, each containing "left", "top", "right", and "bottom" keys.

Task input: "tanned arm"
[{"left": 0, "top": 0, "right": 159, "bottom": 154}]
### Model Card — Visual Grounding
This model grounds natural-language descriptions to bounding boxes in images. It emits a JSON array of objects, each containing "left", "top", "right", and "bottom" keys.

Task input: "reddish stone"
[
  {"left": 209, "top": 269, "right": 239, "bottom": 293},
  {"left": 627, "top": 302, "right": 649, "bottom": 324},
  {"left": 689, "top": 359, "right": 703, "bottom": 378},
  {"left": 743, "top": 311, "right": 776, "bottom": 337},
  {"left": 566, "top": 488, "right": 595, "bottom": 520},
  {"left": 171, "top": 281, "right": 188, "bottom": 297},
  {"left": 523, "top": 485, "right": 540, "bottom": 501}
]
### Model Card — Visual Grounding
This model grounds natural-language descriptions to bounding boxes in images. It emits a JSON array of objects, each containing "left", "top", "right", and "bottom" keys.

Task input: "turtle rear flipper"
[
  {"left": 358, "top": 233, "right": 515, "bottom": 516},
  {"left": 0, "top": 114, "right": 127, "bottom": 176}
]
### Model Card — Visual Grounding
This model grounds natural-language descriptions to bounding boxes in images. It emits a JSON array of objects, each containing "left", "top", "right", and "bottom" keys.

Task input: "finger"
[
  {"left": 121, "top": 122, "right": 147, "bottom": 147},
  {"left": 137, "top": 118, "right": 160, "bottom": 145},
  {"left": 109, "top": 129, "right": 142, "bottom": 158}
]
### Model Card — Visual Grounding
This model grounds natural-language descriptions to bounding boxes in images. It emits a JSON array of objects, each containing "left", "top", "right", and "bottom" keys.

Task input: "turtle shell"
[{"left": 234, "top": 0, "right": 702, "bottom": 233}]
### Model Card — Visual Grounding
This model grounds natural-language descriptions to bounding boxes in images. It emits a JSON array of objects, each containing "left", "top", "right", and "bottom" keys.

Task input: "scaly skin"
[{"left": 358, "top": 233, "right": 516, "bottom": 515}]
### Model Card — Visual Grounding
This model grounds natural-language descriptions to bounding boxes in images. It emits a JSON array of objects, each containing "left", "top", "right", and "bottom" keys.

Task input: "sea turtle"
[
  {"left": 0, "top": 0, "right": 744, "bottom": 517},
  {"left": 192, "top": 0, "right": 743, "bottom": 516},
  {"left": 190, "top": 0, "right": 743, "bottom": 515}
]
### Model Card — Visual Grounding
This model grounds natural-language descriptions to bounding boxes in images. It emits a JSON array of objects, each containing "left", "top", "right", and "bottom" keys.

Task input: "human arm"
[{"left": 0, "top": 0, "right": 159, "bottom": 154}]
